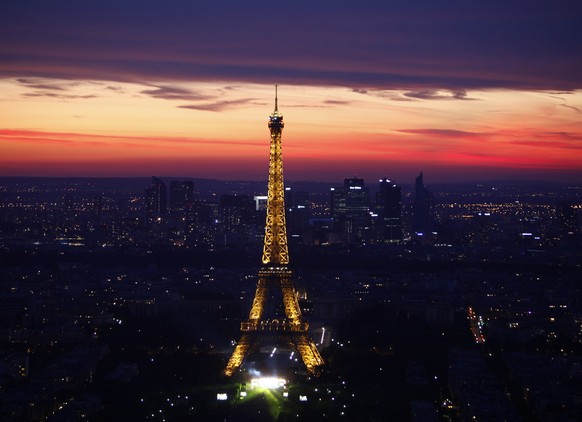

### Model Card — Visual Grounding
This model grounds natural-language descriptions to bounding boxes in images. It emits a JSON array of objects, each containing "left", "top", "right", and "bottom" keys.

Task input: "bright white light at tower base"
[{"left": 251, "top": 377, "right": 287, "bottom": 389}]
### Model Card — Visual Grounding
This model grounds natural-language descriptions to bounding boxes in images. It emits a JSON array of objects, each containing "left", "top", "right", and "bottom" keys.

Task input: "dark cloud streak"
[
  {"left": 561, "top": 104, "right": 582, "bottom": 113},
  {"left": 323, "top": 100, "right": 351, "bottom": 105},
  {"left": 178, "top": 98, "right": 256, "bottom": 112},
  {"left": 397, "top": 129, "right": 483, "bottom": 138},
  {"left": 22, "top": 92, "right": 98, "bottom": 99},
  {"left": 141, "top": 86, "right": 213, "bottom": 101},
  {"left": 403, "top": 90, "right": 475, "bottom": 101},
  {"left": 17, "top": 78, "right": 67, "bottom": 91}
]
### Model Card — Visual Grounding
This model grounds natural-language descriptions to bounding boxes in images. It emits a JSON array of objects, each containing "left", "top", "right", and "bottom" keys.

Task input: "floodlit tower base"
[
  {"left": 224, "top": 268, "right": 324, "bottom": 377},
  {"left": 224, "top": 332, "right": 324, "bottom": 377}
]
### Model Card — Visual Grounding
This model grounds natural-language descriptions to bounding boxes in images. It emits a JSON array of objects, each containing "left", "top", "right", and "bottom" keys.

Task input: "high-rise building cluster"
[
  {"left": 330, "top": 176, "right": 407, "bottom": 245},
  {"left": 139, "top": 172, "right": 434, "bottom": 249},
  {"left": 1, "top": 175, "right": 579, "bottom": 256}
]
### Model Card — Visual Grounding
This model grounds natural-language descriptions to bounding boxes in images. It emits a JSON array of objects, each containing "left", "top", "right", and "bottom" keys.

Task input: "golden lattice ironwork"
[{"left": 224, "top": 88, "right": 324, "bottom": 377}]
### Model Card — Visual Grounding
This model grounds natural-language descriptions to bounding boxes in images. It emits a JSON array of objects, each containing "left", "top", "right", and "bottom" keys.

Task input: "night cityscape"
[
  {"left": 1, "top": 170, "right": 581, "bottom": 420},
  {"left": 2, "top": 1, "right": 582, "bottom": 421}
]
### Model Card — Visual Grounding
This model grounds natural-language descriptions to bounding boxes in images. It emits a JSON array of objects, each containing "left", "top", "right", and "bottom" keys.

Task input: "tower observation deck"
[{"left": 223, "top": 87, "right": 324, "bottom": 377}]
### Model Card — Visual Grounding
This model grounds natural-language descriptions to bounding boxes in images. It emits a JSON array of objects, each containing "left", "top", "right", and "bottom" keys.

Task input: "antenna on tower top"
[{"left": 274, "top": 85, "right": 278, "bottom": 112}]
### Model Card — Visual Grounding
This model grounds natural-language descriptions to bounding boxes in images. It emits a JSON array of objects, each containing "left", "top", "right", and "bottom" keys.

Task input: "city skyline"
[{"left": 1, "top": 1, "right": 582, "bottom": 183}]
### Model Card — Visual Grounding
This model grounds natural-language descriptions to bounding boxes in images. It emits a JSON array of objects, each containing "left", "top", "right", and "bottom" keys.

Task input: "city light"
[{"left": 250, "top": 377, "right": 287, "bottom": 390}]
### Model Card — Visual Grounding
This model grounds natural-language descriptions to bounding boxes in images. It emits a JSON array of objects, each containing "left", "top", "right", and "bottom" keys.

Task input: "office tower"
[
  {"left": 330, "top": 177, "right": 371, "bottom": 244},
  {"left": 412, "top": 172, "right": 434, "bottom": 234},
  {"left": 219, "top": 195, "right": 256, "bottom": 246},
  {"left": 376, "top": 178, "right": 403, "bottom": 243},
  {"left": 220, "top": 195, "right": 255, "bottom": 231},
  {"left": 145, "top": 176, "right": 167, "bottom": 221},
  {"left": 285, "top": 187, "right": 310, "bottom": 241},
  {"left": 169, "top": 180, "right": 194, "bottom": 212},
  {"left": 224, "top": 88, "right": 324, "bottom": 377}
]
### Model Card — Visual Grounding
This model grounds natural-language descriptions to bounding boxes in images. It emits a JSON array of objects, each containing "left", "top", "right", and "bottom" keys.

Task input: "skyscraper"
[
  {"left": 285, "top": 187, "right": 310, "bottom": 242},
  {"left": 145, "top": 176, "right": 167, "bottom": 222},
  {"left": 220, "top": 195, "right": 254, "bottom": 230},
  {"left": 169, "top": 180, "right": 194, "bottom": 212},
  {"left": 376, "top": 178, "right": 403, "bottom": 243},
  {"left": 412, "top": 172, "right": 434, "bottom": 235},
  {"left": 218, "top": 195, "right": 256, "bottom": 246},
  {"left": 330, "top": 177, "right": 371, "bottom": 244}
]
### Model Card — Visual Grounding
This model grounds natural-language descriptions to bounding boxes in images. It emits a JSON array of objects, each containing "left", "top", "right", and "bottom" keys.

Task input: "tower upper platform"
[{"left": 268, "top": 86, "right": 284, "bottom": 131}]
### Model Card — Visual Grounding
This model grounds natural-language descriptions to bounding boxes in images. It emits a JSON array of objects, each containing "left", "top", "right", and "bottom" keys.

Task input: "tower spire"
[{"left": 274, "top": 84, "right": 278, "bottom": 113}]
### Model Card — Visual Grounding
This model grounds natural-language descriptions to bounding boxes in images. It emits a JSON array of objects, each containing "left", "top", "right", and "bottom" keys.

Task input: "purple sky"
[{"left": 2, "top": 1, "right": 581, "bottom": 90}]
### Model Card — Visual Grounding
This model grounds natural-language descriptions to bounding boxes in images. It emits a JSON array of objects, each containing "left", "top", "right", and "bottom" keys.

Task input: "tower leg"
[
  {"left": 248, "top": 277, "right": 267, "bottom": 322},
  {"left": 223, "top": 333, "right": 252, "bottom": 377},
  {"left": 281, "top": 276, "right": 302, "bottom": 324},
  {"left": 294, "top": 333, "right": 324, "bottom": 375}
]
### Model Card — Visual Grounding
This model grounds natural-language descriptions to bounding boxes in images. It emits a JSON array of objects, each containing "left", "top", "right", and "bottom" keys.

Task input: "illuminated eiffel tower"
[{"left": 223, "top": 87, "right": 324, "bottom": 377}]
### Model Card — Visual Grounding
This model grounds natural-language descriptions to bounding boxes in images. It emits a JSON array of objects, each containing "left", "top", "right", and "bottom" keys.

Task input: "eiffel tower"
[{"left": 223, "top": 87, "right": 324, "bottom": 377}]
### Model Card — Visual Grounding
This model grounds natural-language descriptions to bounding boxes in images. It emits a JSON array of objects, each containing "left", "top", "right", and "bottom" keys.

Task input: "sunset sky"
[{"left": 1, "top": 1, "right": 581, "bottom": 183}]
